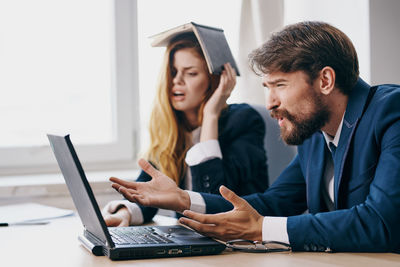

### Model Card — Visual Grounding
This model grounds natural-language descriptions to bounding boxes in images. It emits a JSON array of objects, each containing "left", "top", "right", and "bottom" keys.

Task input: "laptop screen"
[{"left": 47, "top": 134, "right": 114, "bottom": 246}]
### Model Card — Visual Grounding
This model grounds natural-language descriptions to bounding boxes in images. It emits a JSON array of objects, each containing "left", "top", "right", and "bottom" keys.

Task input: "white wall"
[
  {"left": 284, "top": 0, "right": 371, "bottom": 83},
  {"left": 370, "top": 0, "right": 400, "bottom": 85}
]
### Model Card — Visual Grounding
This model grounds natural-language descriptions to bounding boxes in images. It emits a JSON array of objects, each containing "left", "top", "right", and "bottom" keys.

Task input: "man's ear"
[{"left": 318, "top": 67, "right": 336, "bottom": 95}]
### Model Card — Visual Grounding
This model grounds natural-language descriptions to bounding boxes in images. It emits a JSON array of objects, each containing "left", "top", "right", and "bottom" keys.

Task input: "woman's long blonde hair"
[{"left": 146, "top": 33, "right": 220, "bottom": 185}]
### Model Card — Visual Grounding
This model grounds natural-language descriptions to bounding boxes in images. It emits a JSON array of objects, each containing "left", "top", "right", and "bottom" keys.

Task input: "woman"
[{"left": 103, "top": 32, "right": 268, "bottom": 226}]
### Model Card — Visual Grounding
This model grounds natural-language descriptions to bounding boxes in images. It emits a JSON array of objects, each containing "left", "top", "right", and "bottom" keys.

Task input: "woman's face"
[{"left": 170, "top": 48, "right": 210, "bottom": 116}]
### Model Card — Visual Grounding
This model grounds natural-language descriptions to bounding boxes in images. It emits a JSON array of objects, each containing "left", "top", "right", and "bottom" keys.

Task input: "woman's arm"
[
  {"left": 190, "top": 104, "right": 269, "bottom": 196},
  {"left": 200, "top": 63, "right": 236, "bottom": 141}
]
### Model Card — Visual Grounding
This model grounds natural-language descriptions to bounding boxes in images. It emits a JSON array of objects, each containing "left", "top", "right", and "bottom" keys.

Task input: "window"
[
  {"left": 0, "top": 0, "right": 139, "bottom": 175},
  {"left": 0, "top": 0, "right": 242, "bottom": 176}
]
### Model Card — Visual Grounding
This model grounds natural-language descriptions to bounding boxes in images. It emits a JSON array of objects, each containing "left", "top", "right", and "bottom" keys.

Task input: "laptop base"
[{"left": 106, "top": 243, "right": 225, "bottom": 261}]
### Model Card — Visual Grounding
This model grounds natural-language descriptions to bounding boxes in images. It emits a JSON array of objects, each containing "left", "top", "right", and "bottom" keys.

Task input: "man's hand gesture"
[{"left": 179, "top": 185, "right": 264, "bottom": 241}]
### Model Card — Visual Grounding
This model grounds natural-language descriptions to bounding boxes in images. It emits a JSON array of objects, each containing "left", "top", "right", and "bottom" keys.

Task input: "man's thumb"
[{"left": 219, "top": 185, "right": 246, "bottom": 208}]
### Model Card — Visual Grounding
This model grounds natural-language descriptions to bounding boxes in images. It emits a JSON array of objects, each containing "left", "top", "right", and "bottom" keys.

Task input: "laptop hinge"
[{"left": 78, "top": 233, "right": 104, "bottom": 256}]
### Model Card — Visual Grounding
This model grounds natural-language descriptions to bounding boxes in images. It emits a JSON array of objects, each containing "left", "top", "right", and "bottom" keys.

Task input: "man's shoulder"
[
  {"left": 366, "top": 84, "right": 400, "bottom": 115},
  {"left": 373, "top": 83, "right": 400, "bottom": 103}
]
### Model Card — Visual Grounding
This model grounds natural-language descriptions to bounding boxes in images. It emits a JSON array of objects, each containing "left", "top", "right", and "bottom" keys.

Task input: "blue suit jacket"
[
  {"left": 201, "top": 79, "right": 400, "bottom": 252},
  {"left": 138, "top": 103, "right": 269, "bottom": 222}
]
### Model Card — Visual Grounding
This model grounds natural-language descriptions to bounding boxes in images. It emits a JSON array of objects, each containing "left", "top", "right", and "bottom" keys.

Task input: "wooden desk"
[{"left": 1, "top": 215, "right": 399, "bottom": 267}]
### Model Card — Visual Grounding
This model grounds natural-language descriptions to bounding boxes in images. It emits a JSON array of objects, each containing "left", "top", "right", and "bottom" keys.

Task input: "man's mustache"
[{"left": 271, "top": 109, "right": 291, "bottom": 120}]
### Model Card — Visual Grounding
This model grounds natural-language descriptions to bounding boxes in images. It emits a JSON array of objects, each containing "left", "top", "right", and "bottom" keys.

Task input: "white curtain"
[{"left": 231, "top": 0, "right": 284, "bottom": 106}]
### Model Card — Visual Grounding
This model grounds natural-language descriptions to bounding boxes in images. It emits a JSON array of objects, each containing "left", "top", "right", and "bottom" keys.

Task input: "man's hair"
[{"left": 249, "top": 21, "right": 359, "bottom": 94}]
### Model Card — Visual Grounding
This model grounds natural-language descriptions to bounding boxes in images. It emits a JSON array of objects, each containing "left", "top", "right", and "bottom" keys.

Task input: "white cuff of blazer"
[
  {"left": 185, "top": 139, "right": 222, "bottom": 166},
  {"left": 185, "top": 191, "right": 206, "bottom": 214},
  {"left": 262, "top": 216, "right": 289, "bottom": 243},
  {"left": 102, "top": 200, "right": 144, "bottom": 225}
]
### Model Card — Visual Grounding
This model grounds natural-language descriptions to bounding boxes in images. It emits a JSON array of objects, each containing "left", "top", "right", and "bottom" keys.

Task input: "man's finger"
[
  {"left": 138, "top": 158, "right": 161, "bottom": 178},
  {"left": 179, "top": 217, "right": 217, "bottom": 236},
  {"left": 219, "top": 185, "right": 247, "bottom": 208},
  {"left": 182, "top": 210, "right": 222, "bottom": 225}
]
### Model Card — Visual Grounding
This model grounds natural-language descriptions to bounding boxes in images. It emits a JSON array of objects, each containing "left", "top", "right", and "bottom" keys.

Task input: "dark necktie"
[
  {"left": 325, "top": 142, "right": 337, "bottom": 211},
  {"left": 329, "top": 142, "right": 336, "bottom": 159}
]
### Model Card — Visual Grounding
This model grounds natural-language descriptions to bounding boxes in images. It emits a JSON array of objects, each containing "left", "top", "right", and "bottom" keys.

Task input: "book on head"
[{"left": 150, "top": 22, "right": 240, "bottom": 76}]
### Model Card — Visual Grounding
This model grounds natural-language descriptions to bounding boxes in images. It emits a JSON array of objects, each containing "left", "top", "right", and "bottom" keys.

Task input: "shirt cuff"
[
  {"left": 102, "top": 200, "right": 144, "bottom": 225},
  {"left": 185, "top": 139, "right": 222, "bottom": 166},
  {"left": 262, "top": 216, "right": 289, "bottom": 244},
  {"left": 185, "top": 190, "right": 206, "bottom": 213}
]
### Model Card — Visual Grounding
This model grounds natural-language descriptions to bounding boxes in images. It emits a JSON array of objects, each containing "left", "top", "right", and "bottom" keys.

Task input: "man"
[{"left": 110, "top": 21, "right": 400, "bottom": 252}]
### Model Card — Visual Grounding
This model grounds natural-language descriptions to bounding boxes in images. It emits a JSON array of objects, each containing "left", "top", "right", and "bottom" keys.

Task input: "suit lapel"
[{"left": 333, "top": 79, "right": 371, "bottom": 208}]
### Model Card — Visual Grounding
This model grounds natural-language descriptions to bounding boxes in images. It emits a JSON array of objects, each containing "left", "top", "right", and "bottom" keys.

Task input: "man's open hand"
[{"left": 179, "top": 185, "right": 263, "bottom": 241}]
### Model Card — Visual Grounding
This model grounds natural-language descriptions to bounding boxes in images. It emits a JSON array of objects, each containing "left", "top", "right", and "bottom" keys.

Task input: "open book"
[{"left": 150, "top": 22, "right": 240, "bottom": 76}]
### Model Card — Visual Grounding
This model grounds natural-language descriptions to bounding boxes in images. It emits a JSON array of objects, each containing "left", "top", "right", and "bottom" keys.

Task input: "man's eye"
[
  {"left": 187, "top": 72, "right": 197, "bottom": 76},
  {"left": 277, "top": 83, "right": 285, "bottom": 87}
]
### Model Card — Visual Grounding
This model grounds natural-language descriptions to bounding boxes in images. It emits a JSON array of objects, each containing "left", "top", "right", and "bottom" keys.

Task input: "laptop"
[{"left": 47, "top": 134, "right": 226, "bottom": 260}]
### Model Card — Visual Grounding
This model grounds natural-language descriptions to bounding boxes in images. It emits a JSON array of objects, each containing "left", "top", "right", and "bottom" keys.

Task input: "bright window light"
[{"left": 0, "top": 0, "right": 114, "bottom": 147}]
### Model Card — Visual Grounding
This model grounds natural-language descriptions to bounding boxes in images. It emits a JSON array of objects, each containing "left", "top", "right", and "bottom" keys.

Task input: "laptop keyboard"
[{"left": 110, "top": 227, "right": 174, "bottom": 245}]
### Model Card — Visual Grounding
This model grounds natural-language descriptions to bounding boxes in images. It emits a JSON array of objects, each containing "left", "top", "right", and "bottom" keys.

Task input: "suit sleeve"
[
  {"left": 287, "top": 119, "right": 400, "bottom": 252},
  {"left": 201, "top": 155, "right": 307, "bottom": 215},
  {"left": 243, "top": 155, "right": 308, "bottom": 216},
  {"left": 190, "top": 106, "right": 269, "bottom": 196}
]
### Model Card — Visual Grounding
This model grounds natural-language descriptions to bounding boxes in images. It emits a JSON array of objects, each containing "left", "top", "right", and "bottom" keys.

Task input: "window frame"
[{"left": 0, "top": 0, "right": 139, "bottom": 176}]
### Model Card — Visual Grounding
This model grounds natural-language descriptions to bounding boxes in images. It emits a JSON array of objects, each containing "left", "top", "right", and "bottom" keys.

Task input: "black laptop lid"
[{"left": 47, "top": 134, "right": 114, "bottom": 247}]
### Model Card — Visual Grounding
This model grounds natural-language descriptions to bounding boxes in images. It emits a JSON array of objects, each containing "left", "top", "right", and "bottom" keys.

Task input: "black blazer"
[{"left": 137, "top": 103, "right": 269, "bottom": 223}]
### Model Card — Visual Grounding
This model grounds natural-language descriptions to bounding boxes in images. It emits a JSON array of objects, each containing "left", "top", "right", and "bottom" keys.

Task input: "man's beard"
[{"left": 271, "top": 93, "right": 330, "bottom": 145}]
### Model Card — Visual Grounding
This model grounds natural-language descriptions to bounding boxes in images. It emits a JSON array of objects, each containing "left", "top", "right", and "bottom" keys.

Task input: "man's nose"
[{"left": 266, "top": 90, "right": 280, "bottom": 111}]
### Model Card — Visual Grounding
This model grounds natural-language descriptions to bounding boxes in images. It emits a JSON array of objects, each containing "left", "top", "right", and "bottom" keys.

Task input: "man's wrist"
[{"left": 253, "top": 215, "right": 264, "bottom": 241}]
